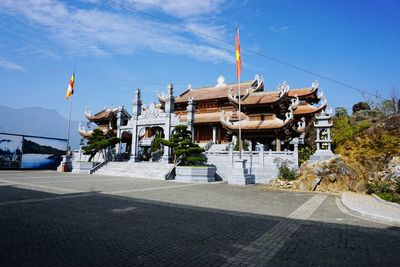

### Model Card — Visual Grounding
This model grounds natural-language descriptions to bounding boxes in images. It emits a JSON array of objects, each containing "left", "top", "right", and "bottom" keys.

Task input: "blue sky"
[{"left": 0, "top": 0, "right": 399, "bottom": 123}]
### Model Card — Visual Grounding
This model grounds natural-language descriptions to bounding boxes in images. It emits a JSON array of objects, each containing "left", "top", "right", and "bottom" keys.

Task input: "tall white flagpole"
[
  {"left": 237, "top": 28, "right": 242, "bottom": 160},
  {"left": 66, "top": 67, "right": 75, "bottom": 153}
]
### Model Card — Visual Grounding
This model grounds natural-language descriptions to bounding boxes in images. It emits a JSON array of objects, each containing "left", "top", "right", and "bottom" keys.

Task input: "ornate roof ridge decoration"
[
  {"left": 174, "top": 75, "right": 263, "bottom": 103},
  {"left": 311, "top": 80, "right": 319, "bottom": 92},
  {"left": 84, "top": 105, "right": 131, "bottom": 121},
  {"left": 278, "top": 81, "right": 290, "bottom": 98},
  {"left": 290, "top": 95, "right": 300, "bottom": 110},
  {"left": 220, "top": 110, "right": 293, "bottom": 131},
  {"left": 215, "top": 75, "right": 226, "bottom": 87},
  {"left": 227, "top": 86, "right": 251, "bottom": 106},
  {"left": 157, "top": 83, "right": 174, "bottom": 103},
  {"left": 78, "top": 123, "right": 92, "bottom": 137},
  {"left": 293, "top": 117, "right": 307, "bottom": 133}
]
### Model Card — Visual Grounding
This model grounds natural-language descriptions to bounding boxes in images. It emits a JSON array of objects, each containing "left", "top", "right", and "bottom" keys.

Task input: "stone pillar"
[
  {"left": 229, "top": 142, "right": 234, "bottom": 165},
  {"left": 275, "top": 138, "right": 281, "bottom": 151},
  {"left": 259, "top": 143, "right": 264, "bottom": 167},
  {"left": 116, "top": 108, "right": 123, "bottom": 155},
  {"left": 212, "top": 126, "right": 217, "bottom": 144},
  {"left": 292, "top": 137, "right": 299, "bottom": 167},
  {"left": 162, "top": 83, "right": 174, "bottom": 162},
  {"left": 186, "top": 97, "right": 195, "bottom": 142},
  {"left": 130, "top": 89, "right": 142, "bottom": 162}
]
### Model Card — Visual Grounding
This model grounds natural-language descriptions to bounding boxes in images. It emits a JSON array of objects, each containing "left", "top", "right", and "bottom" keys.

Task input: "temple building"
[{"left": 79, "top": 75, "right": 327, "bottom": 161}]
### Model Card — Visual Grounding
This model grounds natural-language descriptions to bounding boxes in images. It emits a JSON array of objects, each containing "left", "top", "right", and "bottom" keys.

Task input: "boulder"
[
  {"left": 352, "top": 102, "right": 371, "bottom": 113},
  {"left": 351, "top": 110, "right": 383, "bottom": 124},
  {"left": 292, "top": 157, "right": 367, "bottom": 193}
]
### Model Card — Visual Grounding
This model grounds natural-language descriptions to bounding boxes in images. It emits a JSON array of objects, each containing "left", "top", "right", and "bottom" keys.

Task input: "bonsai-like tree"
[
  {"left": 82, "top": 128, "right": 120, "bottom": 162},
  {"left": 160, "top": 125, "right": 206, "bottom": 166}
]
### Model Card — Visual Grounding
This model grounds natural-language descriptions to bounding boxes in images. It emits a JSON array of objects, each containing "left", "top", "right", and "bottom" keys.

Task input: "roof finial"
[{"left": 216, "top": 75, "right": 226, "bottom": 87}]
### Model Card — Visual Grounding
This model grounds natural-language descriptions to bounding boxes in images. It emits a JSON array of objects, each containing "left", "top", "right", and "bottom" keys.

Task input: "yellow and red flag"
[
  {"left": 65, "top": 72, "right": 75, "bottom": 100},
  {"left": 235, "top": 28, "right": 241, "bottom": 79}
]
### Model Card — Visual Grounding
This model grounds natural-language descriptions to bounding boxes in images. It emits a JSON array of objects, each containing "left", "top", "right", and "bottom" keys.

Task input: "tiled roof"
[
  {"left": 293, "top": 103, "right": 325, "bottom": 115},
  {"left": 85, "top": 109, "right": 114, "bottom": 121},
  {"left": 241, "top": 91, "right": 280, "bottom": 105},
  {"left": 175, "top": 80, "right": 256, "bottom": 103}
]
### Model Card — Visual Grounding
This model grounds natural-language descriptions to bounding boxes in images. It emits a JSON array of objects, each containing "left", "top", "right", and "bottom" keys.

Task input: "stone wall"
[{"left": 206, "top": 151, "right": 298, "bottom": 184}]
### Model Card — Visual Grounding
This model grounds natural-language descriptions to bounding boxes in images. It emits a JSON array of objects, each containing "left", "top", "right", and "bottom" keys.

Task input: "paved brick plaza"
[{"left": 0, "top": 171, "right": 399, "bottom": 266}]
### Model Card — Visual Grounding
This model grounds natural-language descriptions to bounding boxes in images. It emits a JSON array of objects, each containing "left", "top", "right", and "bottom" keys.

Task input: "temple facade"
[{"left": 79, "top": 75, "right": 327, "bottom": 163}]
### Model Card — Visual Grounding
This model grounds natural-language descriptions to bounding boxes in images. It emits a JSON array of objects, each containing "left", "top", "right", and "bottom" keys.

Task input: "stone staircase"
[
  {"left": 93, "top": 161, "right": 175, "bottom": 180},
  {"left": 207, "top": 143, "right": 229, "bottom": 152}
]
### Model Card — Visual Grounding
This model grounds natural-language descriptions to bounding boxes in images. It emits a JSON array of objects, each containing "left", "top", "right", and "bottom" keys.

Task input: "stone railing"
[
  {"left": 204, "top": 139, "right": 214, "bottom": 151},
  {"left": 205, "top": 150, "right": 298, "bottom": 184},
  {"left": 90, "top": 160, "right": 108, "bottom": 174}
]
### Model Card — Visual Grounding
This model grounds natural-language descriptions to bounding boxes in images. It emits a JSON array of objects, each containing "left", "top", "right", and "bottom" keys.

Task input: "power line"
[{"left": 122, "top": 5, "right": 389, "bottom": 101}]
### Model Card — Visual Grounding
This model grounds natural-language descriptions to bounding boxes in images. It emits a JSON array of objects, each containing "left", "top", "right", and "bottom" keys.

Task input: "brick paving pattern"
[{"left": 0, "top": 171, "right": 399, "bottom": 266}]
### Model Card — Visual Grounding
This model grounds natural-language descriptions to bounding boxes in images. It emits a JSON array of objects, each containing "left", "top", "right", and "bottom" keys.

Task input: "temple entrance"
[{"left": 138, "top": 126, "right": 165, "bottom": 161}]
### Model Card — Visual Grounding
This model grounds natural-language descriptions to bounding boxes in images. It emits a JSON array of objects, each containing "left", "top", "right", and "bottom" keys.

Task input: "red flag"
[{"left": 235, "top": 28, "right": 241, "bottom": 79}]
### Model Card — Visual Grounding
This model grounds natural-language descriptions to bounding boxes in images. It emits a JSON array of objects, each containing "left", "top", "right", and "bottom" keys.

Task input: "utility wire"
[{"left": 122, "top": 5, "right": 389, "bottom": 101}]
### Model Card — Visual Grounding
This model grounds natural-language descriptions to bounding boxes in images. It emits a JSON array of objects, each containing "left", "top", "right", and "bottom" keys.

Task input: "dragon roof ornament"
[
  {"left": 290, "top": 95, "right": 300, "bottom": 110},
  {"left": 254, "top": 74, "right": 263, "bottom": 87},
  {"left": 278, "top": 81, "right": 290, "bottom": 98},
  {"left": 295, "top": 117, "right": 306, "bottom": 133},
  {"left": 84, "top": 107, "right": 92, "bottom": 117},
  {"left": 311, "top": 80, "right": 319, "bottom": 92},
  {"left": 317, "top": 88, "right": 324, "bottom": 99},
  {"left": 227, "top": 86, "right": 250, "bottom": 105},
  {"left": 284, "top": 109, "right": 294, "bottom": 123}
]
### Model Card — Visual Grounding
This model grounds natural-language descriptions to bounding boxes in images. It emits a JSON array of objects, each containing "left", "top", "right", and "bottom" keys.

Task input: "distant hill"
[{"left": 0, "top": 105, "right": 81, "bottom": 149}]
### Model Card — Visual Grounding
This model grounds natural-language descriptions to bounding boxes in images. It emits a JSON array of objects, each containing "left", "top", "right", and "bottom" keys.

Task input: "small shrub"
[
  {"left": 365, "top": 182, "right": 378, "bottom": 194},
  {"left": 275, "top": 159, "right": 297, "bottom": 180},
  {"left": 366, "top": 180, "right": 392, "bottom": 194},
  {"left": 299, "top": 146, "right": 315, "bottom": 165},
  {"left": 377, "top": 180, "right": 392, "bottom": 193},
  {"left": 377, "top": 192, "right": 400, "bottom": 204}
]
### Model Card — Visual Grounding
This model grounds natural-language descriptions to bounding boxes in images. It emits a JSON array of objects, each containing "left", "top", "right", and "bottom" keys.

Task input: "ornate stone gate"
[{"left": 120, "top": 84, "right": 182, "bottom": 162}]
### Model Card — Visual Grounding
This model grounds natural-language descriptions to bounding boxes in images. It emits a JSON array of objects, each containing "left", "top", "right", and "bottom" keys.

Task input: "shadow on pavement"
[{"left": 0, "top": 185, "right": 399, "bottom": 266}]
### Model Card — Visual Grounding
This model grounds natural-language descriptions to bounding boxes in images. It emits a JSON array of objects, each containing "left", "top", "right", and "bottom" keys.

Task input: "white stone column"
[
  {"left": 293, "top": 137, "right": 299, "bottom": 168},
  {"left": 212, "top": 126, "right": 217, "bottom": 144},
  {"left": 130, "top": 89, "right": 141, "bottom": 162},
  {"left": 276, "top": 138, "right": 281, "bottom": 151}
]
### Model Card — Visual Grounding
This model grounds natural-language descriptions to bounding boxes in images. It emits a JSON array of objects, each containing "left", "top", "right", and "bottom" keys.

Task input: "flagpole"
[
  {"left": 66, "top": 96, "right": 72, "bottom": 152},
  {"left": 237, "top": 28, "right": 242, "bottom": 160},
  {"left": 66, "top": 67, "right": 75, "bottom": 153}
]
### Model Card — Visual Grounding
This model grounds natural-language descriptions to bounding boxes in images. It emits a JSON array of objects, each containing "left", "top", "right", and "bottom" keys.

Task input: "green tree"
[
  {"left": 335, "top": 107, "right": 348, "bottom": 117},
  {"left": 82, "top": 128, "right": 120, "bottom": 162},
  {"left": 160, "top": 125, "right": 206, "bottom": 166}
]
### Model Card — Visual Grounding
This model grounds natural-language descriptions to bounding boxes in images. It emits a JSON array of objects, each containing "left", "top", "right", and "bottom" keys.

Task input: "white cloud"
[
  {"left": 0, "top": 0, "right": 232, "bottom": 63},
  {"left": 116, "top": 0, "right": 225, "bottom": 18},
  {"left": 0, "top": 59, "right": 26, "bottom": 71}
]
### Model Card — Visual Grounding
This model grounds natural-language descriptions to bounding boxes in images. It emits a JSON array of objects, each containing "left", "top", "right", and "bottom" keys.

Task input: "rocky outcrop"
[
  {"left": 352, "top": 102, "right": 371, "bottom": 113},
  {"left": 269, "top": 114, "right": 400, "bottom": 193},
  {"left": 350, "top": 110, "right": 383, "bottom": 124},
  {"left": 291, "top": 157, "right": 367, "bottom": 193}
]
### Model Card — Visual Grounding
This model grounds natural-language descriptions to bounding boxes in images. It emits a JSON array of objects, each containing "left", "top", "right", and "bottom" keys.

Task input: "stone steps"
[
  {"left": 94, "top": 162, "right": 175, "bottom": 180},
  {"left": 208, "top": 143, "right": 229, "bottom": 152}
]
